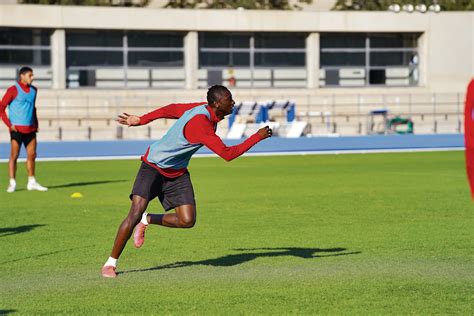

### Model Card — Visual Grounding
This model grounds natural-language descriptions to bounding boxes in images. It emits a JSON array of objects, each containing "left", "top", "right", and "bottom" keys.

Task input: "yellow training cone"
[{"left": 71, "top": 192, "right": 83, "bottom": 198}]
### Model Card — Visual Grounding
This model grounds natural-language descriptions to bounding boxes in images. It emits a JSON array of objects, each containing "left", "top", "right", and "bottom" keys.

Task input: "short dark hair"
[
  {"left": 19, "top": 66, "right": 33, "bottom": 76},
  {"left": 207, "top": 85, "right": 229, "bottom": 105}
]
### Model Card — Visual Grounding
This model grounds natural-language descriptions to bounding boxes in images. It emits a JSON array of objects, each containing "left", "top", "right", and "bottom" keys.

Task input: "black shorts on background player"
[
  {"left": 130, "top": 162, "right": 196, "bottom": 211},
  {"left": 10, "top": 131, "right": 36, "bottom": 147}
]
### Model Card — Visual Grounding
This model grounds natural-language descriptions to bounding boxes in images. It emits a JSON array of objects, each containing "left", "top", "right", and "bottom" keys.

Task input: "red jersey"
[{"left": 140, "top": 102, "right": 263, "bottom": 178}]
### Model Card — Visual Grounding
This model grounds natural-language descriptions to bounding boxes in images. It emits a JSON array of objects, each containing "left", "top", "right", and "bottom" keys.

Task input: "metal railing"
[{"left": 0, "top": 92, "right": 464, "bottom": 141}]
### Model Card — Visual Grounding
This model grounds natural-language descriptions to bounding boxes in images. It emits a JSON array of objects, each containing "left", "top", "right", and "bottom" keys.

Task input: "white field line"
[{"left": 0, "top": 147, "right": 464, "bottom": 163}]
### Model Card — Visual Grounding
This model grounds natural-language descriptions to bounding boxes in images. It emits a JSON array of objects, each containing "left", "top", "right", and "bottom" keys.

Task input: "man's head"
[
  {"left": 19, "top": 66, "right": 34, "bottom": 85},
  {"left": 207, "top": 85, "right": 235, "bottom": 119}
]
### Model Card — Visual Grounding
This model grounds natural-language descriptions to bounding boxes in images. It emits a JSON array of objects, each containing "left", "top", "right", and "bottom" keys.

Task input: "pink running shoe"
[
  {"left": 101, "top": 265, "right": 117, "bottom": 278},
  {"left": 133, "top": 222, "right": 148, "bottom": 248}
]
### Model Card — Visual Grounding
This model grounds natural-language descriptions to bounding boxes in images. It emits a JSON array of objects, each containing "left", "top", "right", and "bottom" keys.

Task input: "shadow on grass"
[
  {"left": 0, "top": 245, "right": 95, "bottom": 265},
  {"left": 0, "top": 310, "right": 16, "bottom": 315},
  {"left": 119, "top": 247, "right": 361, "bottom": 275},
  {"left": 47, "top": 179, "right": 127, "bottom": 190},
  {"left": 0, "top": 224, "right": 46, "bottom": 238}
]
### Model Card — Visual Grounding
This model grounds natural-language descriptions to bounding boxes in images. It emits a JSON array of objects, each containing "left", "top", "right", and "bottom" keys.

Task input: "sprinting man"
[
  {"left": 101, "top": 85, "right": 272, "bottom": 278},
  {"left": 0, "top": 66, "right": 48, "bottom": 193}
]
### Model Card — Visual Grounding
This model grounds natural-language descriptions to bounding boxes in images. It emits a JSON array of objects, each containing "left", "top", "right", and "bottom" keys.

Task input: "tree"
[
  {"left": 332, "top": 0, "right": 474, "bottom": 11},
  {"left": 18, "top": 0, "right": 150, "bottom": 6},
  {"left": 164, "top": 0, "right": 313, "bottom": 10},
  {"left": 163, "top": 0, "right": 198, "bottom": 8}
]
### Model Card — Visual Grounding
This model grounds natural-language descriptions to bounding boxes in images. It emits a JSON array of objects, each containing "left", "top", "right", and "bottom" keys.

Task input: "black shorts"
[
  {"left": 10, "top": 131, "right": 36, "bottom": 147},
  {"left": 130, "top": 162, "right": 196, "bottom": 211}
]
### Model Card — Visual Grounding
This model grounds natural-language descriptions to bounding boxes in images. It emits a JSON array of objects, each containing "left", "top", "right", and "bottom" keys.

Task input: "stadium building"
[{"left": 0, "top": 3, "right": 473, "bottom": 140}]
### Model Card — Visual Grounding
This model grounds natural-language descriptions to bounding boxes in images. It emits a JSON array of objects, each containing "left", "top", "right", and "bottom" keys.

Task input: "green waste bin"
[{"left": 387, "top": 116, "right": 414, "bottom": 134}]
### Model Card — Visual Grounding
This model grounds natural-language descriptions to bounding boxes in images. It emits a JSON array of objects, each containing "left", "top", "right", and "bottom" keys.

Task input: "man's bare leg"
[
  {"left": 25, "top": 138, "right": 47, "bottom": 191},
  {"left": 111, "top": 195, "right": 149, "bottom": 259},
  {"left": 102, "top": 195, "right": 149, "bottom": 278},
  {"left": 25, "top": 137, "right": 36, "bottom": 177},
  {"left": 149, "top": 204, "right": 196, "bottom": 228},
  {"left": 7, "top": 140, "right": 20, "bottom": 193},
  {"left": 102, "top": 202, "right": 196, "bottom": 278},
  {"left": 132, "top": 204, "right": 196, "bottom": 250}
]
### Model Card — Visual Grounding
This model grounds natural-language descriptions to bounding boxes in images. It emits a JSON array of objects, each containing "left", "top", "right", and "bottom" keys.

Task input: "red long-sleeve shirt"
[
  {"left": 0, "top": 81, "right": 39, "bottom": 134},
  {"left": 464, "top": 79, "right": 474, "bottom": 199},
  {"left": 140, "top": 102, "right": 263, "bottom": 178}
]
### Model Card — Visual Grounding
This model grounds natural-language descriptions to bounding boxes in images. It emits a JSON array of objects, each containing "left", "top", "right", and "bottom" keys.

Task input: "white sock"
[
  {"left": 104, "top": 257, "right": 117, "bottom": 267},
  {"left": 9, "top": 178, "right": 16, "bottom": 186},
  {"left": 140, "top": 212, "right": 149, "bottom": 225},
  {"left": 28, "top": 176, "right": 36, "bottom": 184}
]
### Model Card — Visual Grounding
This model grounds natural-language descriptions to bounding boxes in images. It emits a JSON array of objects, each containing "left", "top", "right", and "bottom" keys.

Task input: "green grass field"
[{"left": 0, "top": 151, "right": 473, "bottom": 314}]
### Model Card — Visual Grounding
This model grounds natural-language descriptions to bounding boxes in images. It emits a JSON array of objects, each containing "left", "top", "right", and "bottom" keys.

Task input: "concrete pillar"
[
  {"left": 417, "top": 32, "right": 427, "bottom": 88},
  {"left": 184, "top": 31, "right": 198, "bottom": 89},
  {"left": 51, "top": 29, "right": 66, "bottom": 89},
  {"left": 306, "top": 32, "right": 320, "bottom": 89}
]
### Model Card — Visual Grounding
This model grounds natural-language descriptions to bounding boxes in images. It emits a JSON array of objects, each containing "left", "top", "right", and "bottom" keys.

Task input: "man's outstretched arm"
[
  {"left": 116, "top": 102, "right": 206, "bottom": 126},
  {"left": 185, "top": 115, "right": 272, "bottom": 161}
]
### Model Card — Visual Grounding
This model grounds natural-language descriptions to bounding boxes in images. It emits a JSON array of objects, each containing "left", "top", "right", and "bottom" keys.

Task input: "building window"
[
  {"left": 199, "top": 32, "right": 307, "bottom": 88},
  {"left": 254, "top": 33, "right": 305, "bottom": 67},
  {"left": 0, "top": 28, "right": 52, "bottom": 89},
  {"left": 320, "top": 33, "right": 420, "bottom": 87},
  {"left": 66, "top": 30, "right": 184, "bottom": 88},
  {"left": 199, "top": 33, "right": 250, "bottom": 68}
]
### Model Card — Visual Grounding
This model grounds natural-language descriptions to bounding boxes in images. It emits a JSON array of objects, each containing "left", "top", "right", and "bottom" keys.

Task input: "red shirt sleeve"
[
  {"left": 0, "top": 86, "right": 17, "bottom": 129},
  {"left": 139, "top": 102, "right": 207, "bottom": 125},
  {"left": 465, "top": 79, "right": 474, "bottom": 148},
  {"left": 184, "top": 114, "right": 263, "bottom": 162}
]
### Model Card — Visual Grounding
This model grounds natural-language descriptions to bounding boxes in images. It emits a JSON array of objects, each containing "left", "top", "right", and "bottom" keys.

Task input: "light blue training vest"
[
  {"left": 147, "top": 105, "right": 211, "bottom": 170},
  {"left": 9, "top": 82, "right": 36, "bottom": 126}
]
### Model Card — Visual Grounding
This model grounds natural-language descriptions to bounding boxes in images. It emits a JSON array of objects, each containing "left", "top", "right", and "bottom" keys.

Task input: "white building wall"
[
  {"left": 424, "top": 13, "right": 473, "bottom": 91},
  {"left": 0, "top": 4, "right": 472, "bottom": 96}
]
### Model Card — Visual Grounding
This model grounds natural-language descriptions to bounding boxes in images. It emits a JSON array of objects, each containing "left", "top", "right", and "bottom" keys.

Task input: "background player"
[{"left": 0, "top": 66, "right": 48, "bottom": 193}]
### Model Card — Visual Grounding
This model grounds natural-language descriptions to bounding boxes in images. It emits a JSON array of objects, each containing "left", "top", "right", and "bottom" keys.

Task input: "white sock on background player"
[
  {"left": 27, "top": 176, "right": 48, "bottom": 191},
  {"left": 28, "top": 176, "right": 36, "bottom": 185},
  {"left": 7, "top": 178, "right": 16, "bottom": 193}
]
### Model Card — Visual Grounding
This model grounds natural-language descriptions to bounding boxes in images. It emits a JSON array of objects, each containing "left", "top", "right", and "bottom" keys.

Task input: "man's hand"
[
  {"left": 257, "top": 126, "right": 273, "bottom": 139},
  {"left": 116, "top": 113, "right": 140, "bottom": 126},
  {"left": 10, "top": 125, "right": 17, "bottom": 132}
]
